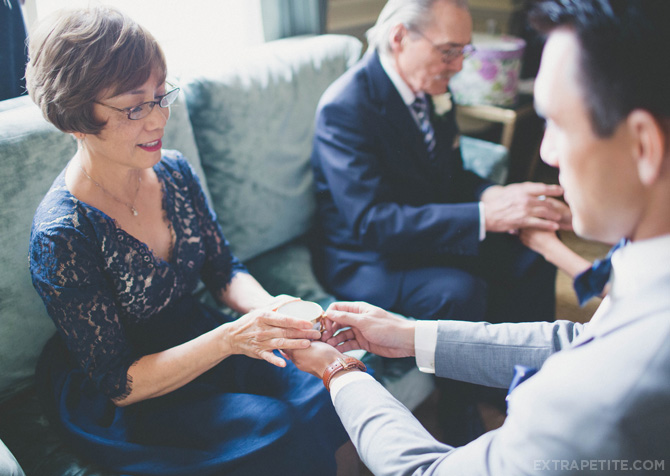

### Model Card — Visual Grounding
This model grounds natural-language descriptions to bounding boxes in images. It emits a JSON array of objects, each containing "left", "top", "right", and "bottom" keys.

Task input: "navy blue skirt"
[{"left": 37, "top": 302, "right": 349, "bottom": 476}]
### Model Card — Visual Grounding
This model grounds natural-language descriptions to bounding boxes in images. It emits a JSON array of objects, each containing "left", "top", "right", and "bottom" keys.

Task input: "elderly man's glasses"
[
  {"left": 412, "top": 29, "right": 476, "bottom": 63},
  {"left": 95, "top": 83, "right": 181, "bottom": 120}
]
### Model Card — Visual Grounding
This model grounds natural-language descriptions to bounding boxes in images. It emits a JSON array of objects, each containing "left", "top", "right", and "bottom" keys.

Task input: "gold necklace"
[{"left": 79, "top": 164, "right": 142, "bottom": 216}]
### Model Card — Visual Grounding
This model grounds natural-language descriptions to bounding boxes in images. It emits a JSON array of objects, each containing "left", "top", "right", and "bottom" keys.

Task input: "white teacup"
[{"left": 276, "top": 300, "right": 324, "bottom": 332}]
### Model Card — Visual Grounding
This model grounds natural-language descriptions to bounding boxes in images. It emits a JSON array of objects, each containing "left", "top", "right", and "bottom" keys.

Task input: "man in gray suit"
[{"left": 286, "top": 0, "right": 670, "bottom": 474}]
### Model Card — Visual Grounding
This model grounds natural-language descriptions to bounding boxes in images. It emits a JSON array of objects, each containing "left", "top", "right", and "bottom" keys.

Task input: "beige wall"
[{"left": 327, "top": 0, "right": 386, "bottom": 47}]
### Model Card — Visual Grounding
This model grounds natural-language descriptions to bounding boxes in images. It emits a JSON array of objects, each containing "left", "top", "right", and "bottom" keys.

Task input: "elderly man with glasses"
[{"left": 309, "top": 0, "right": 569, "bottom": 444}]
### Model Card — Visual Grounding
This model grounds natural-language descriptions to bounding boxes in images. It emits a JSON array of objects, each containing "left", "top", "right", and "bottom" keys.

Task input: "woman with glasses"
[{"left": 26, "top": 7, "right": 352, "bottom": 476}]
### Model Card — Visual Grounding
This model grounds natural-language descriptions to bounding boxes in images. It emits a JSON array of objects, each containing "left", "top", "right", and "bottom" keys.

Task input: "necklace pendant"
[{"left": 131, "top": 207, "right": 139, "bottom": 216}]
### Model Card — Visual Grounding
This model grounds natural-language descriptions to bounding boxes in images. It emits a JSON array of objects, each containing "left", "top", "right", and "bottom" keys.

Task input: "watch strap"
[{"left": 322, "top": 356, "right": 367, "bottom": 391}]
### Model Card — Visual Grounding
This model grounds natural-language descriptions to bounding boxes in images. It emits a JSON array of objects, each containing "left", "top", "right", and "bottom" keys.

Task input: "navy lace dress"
[{"left": 30, "top": 152, "right": 348, "bottom": 476}]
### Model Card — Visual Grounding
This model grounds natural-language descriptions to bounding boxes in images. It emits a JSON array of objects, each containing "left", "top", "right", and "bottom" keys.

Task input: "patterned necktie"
[
  {"left": 411, "top": 94, "right": 437, "bottom": 162},
  {"left": 573, "top": 239, "right": 625, "bottom": 306}
]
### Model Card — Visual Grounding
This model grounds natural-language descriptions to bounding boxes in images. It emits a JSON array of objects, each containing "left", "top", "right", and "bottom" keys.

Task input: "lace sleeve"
[
  {"left": 30, "top": 219, "right": 137, "bottom": 401},
  {"left": 175, "top": 156, "right": 248, "bottom": 298}
]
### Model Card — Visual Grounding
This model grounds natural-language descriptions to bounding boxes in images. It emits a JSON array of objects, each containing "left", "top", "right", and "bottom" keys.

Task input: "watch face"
[{"left": 276, "top": 300, "right": 324, "bottom": 331}]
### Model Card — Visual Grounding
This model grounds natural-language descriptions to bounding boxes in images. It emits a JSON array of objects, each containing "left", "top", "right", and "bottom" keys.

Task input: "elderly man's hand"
[
  {"left": 320, "top": 302, "right": 416, "bottom": 359},
  {"left": 481, "top": 182, "right": 570, "bottom": 233}
]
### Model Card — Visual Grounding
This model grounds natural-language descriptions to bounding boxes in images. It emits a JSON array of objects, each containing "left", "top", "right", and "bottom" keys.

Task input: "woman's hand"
[
  {"left": 320, "top": 301, "right": 416, "bottom": 359},
  {"left": 223, "top": 307, "right": 322, "bottom": 367},
  {"left": 519, "top": 228, "right": 592, "bottom": 279},
  {"left": 519, "top": 228, "right": 563, "bottom": 258}
]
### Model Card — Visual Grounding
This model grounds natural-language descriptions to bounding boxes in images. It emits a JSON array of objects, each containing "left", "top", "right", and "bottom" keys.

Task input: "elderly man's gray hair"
[{"left": 366, "top": 0, "right": 469, "bottom": 53}]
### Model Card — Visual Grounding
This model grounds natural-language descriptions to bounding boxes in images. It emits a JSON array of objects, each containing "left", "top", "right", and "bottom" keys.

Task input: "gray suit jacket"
[{"left": 334, "top": 262, "right": 670, "bottom": 474}]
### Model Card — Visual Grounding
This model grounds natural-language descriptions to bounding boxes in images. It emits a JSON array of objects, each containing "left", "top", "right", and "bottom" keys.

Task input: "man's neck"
[{"left": 378, "top": 50, "right": 418, "bottom": 105}]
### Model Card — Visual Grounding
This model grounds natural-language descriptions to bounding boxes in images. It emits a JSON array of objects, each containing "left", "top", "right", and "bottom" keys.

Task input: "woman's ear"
[
  {"left": 72, "top": 132, "right": 85, "bottom": 141},
  {"left": 627, "top": 109, "right": 666, "bottom": 185}
]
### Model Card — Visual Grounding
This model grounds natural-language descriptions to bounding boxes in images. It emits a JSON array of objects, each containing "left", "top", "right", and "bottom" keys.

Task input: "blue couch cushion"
[
  {"left": 0, "top": 99, "right": 73, "bottom": 402},
  {"left": 461, "top": 135, "right": 509, "bottom": 185},
  {"left": 181, "top": 34, "right": 363, "bottom": 262}
]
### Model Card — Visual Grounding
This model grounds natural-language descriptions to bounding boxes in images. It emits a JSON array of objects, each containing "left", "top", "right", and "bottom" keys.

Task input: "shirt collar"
[
  {"left": 379, "top": 51, "right": 418, "bottom": 106},
  {"left": 609, "top": 234, "right": 670, "bottom": 300}
]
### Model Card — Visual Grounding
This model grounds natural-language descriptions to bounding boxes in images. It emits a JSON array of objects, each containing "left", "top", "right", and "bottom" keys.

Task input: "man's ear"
[
  {"left": 627, "top": 109, "right": 666, "bottom": 185},
  {"left": 389, "top": 24, "right": 408, "bottom": 53}
]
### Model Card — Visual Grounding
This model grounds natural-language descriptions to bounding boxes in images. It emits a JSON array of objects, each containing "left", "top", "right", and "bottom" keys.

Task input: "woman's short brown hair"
[{"left": 25, "top": 6, "right": 167, "bottom": 134}]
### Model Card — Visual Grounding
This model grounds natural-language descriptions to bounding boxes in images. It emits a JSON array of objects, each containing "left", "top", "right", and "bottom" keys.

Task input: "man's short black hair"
[{"left": 529, "top": 0, "right": 670, "bottom": 137}]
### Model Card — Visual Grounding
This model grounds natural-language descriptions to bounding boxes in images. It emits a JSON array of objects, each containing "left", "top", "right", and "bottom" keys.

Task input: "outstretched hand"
[
  {"left": 224, "top": 305, "right": 322, "bottom": 368},
  {"left": 320, "top": 301, "right": 416, "bottom": 359}
]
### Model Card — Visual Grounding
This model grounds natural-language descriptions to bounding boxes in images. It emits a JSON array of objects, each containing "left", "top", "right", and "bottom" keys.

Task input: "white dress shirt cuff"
[
  {"left": 478, "top": 201, "right": 486, "bottom": 241},
  {"left": 330, "top": 370, "right": 376, "bottom": 401},
  {"left": 415, "top": 320, "right": 438, "bottom": 374}
]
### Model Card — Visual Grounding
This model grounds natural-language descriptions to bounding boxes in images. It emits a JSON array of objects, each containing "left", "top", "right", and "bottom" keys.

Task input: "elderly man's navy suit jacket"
[{"left": 310, "top": 51, "right": 494, "bottom": 299}]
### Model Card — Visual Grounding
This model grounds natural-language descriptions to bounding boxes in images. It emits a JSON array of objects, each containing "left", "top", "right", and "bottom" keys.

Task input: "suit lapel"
[{"left": 364, "top": 52, "right": 431, "bottom": 164}]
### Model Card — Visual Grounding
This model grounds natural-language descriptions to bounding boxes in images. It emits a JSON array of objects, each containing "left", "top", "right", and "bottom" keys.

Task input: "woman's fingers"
[
  {"left": 263, "top": 311, "right": 316, "bottom": 330},
  {"left": 250, "top": 328, "right": 320, "bottom": 349},
  {"left": 260, "top": 349, "right": 287, "bottom": 368}
]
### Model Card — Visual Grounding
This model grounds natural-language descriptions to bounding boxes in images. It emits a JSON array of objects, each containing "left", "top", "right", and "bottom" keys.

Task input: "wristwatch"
[{"left": 322, "top": 356, "right": 367, "bottom": 391}]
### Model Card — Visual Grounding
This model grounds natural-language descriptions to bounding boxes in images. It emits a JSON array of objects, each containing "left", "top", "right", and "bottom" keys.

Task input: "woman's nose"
[{"left": 146, "top": 103, "right": 169, "bottom": 129}]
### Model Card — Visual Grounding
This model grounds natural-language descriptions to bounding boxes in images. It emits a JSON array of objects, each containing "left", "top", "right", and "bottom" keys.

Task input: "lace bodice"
[{"left": 30, "top": 151, "right": 246, "bottom": 399}]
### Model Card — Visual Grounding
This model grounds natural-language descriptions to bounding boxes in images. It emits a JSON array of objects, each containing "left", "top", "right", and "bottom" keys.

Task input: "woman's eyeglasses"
[{"left": 95, "top": 83, "right": 181, "bottom": 120}]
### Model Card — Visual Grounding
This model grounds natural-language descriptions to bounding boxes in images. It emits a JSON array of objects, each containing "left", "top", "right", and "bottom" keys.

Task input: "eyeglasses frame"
[
  {"left": 94, "top": 82, "right": 181, "bottom": 121},
  {"left": 410, "top": 28, "right": 476, "bottom": 63}
]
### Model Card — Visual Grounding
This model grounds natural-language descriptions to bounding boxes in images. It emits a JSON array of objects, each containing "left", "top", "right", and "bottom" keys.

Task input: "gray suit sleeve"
[
  {"left": 334, "top": 307, "right": 669, "bottom": 475},
  {"left": 434, "top": 319, "right": 585, "bottom": 388},
  {"left": 0, "top": 439, "right": 25, "bottom": 476},
  {"left": 334, "top": 377, "right": 543, "bottom": 476},
  {"left": 334, "top": 377, "right": 455, "bottom": 475}
]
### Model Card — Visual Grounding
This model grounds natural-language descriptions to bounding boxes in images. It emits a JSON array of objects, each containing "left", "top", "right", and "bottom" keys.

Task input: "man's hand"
[
  {"left": 282, "top": 341, "right": 347, "bottom": 379},
  {"left": 321, "top": 302, "right": 416, "bottom": 359},
  {"left": 481, "top": 182, "right": 571, "bottom": 233}
]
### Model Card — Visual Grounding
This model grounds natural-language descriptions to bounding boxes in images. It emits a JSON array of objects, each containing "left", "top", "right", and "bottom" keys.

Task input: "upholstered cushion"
[
  {"left": 162, "top": 93, "right": 212, "bottom": 202},
  {"left": 244, "top": 238, "right": 332, "bottom": 305},
  {"left": 0, "top": 98, "right": 72, "bottom": 402},
  {"left": 0, "top": 94, "right": 205, "bottom": 402},
  {"left": 461, "top": 135, "right": 509, "bottom": 185},
  {"left": 181, "top": 34, "right": 363, "bottom": 262}
]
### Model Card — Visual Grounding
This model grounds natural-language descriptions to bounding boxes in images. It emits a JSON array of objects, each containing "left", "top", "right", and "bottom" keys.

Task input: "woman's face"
[{"left": 81, "top": 71, "right": 169, "bottom": 170}]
